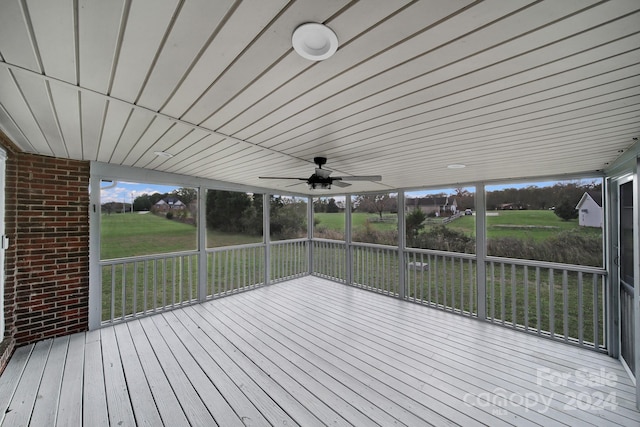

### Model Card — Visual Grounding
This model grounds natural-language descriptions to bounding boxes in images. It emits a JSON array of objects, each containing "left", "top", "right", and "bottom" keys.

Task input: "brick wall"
[{"left": 0, "top": 133, "right": 90, "bottom": 372}]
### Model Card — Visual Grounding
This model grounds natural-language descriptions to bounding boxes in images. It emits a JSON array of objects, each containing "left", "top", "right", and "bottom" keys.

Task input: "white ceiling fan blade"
[
  {"left": 332, "top": 180, "right": 351, "bottom": 188},
  {"left": 259, "top": 176, "right": 307, "bottom": 180},
  {"left": 332, "top": 175, "right": 382, "bottom": 182}
]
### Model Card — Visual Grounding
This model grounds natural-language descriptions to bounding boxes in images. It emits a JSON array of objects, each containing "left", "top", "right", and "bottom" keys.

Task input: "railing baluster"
[
  {"left": 468, "top": 259, "right": 473, "bottom": 315},
  {"left": 549, "top": 268, "right": 554, "bottom": 338},
  {"left": 578, "top": 272, "right": 583, "bottom": 346},
  {"left": 511, "top": 264, "right": 516, "bottom": 329},
  {"left": 563, "top": 270, "right": 569, "bottom": 342},
  {"left": 524, "top": 266, "right": 528, "bottom": 331},
  {"left": 593, "top": 273, "right": 599, "bottom": 349},
  {"left": 459, "top": 258, "right": 463, "bottom": 313},
  {"left": 121, "top": 263, "right": 126, "bottom": 321},
  {"left": 489, "top": 262, "right": 495, "bottom": 322},
  {"left": 535, "top": 267, "right": 541, "bottom": 335},
  {"left": 500, "top": 262, "right": 505, "bottom": 326}
]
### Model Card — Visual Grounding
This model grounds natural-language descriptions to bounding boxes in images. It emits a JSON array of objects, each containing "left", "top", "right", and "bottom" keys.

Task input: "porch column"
[
  {"left": 264, "top": 193, "right": 271, "bottom": 285},
  {"left": 345, "top": 195, "right": 353, "bottom": 286},
  {"left": 88, "top": 176, "right": 102, "bottom": 330},
  {"left": 197, "top": 186, "right": 207, "bottom": 302},
  {"left": 397, "top": 191, "right": 406, "bottom": 299},
  {"left": 308, "top": 196, "right": 314, "bottom": 275},
  {"left": 634, "top": 158, "right": 640, "bottom": 410},
  {"left": 475, "top": 183, "right": 487, "bottom": 320}
]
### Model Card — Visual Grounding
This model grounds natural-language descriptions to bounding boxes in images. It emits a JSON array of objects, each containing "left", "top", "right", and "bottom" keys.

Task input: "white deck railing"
[
  {"left": 311, "top": 241, "right": 607, "bottom": 351},
  {"left": 206, "top": 243, "right": 265, "bottom": 297},
  {"left": 100, "top": 239, "right": 607, "bottom": 351},
  {"left": 405, "top": 248, "right": 477, "bottom": 317},
  {"left": 100, "top": 251, "right": 198, "bottom": 324},
  {"left": 485, "top": 257, "right": 606, "bottom": 350},
  {"left": 270, "top": 239, "right": 309, "bottom": 283}
]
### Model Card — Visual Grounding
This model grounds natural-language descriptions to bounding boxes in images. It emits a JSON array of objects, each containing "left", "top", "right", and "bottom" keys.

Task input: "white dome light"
[{"left": 292, "top": 23, "right": 338, "bottom": 61}]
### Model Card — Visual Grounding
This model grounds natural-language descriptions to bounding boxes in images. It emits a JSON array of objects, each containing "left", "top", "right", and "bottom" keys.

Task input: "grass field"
[
  {"left": 314, "top": 210, "right": 601, "bottom": 241},
  {"left": 101, "top": 213, "right": 261, "bottom": 259}
]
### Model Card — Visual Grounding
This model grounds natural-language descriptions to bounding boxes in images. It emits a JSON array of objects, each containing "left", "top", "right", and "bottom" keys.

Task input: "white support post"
[
  {"left": 264, "top": 193, "right": 271, "bottom": 286},
  {"left": 397, "top": 191, "right": 406, "bottom": 299},
  {"left": 308, "top": 196, "right": 314, "bottom": 275},
  {"left": 198, "top": 187, "right": 207, "bottom": 302},
  {"left": 345, "top": 195, "right": 353, "bottom": 286},
  {"left": 88, "top": 175, "right": 102, "bottom": 330},
  {"left": 605, "top": 177, "right": 619, "bottom": 358},
  {"left": 634, "top": 159, "right": 640, "bottom": 410},
  {"left": 475, "top": 183, "right": 487, "bottom": 320}
]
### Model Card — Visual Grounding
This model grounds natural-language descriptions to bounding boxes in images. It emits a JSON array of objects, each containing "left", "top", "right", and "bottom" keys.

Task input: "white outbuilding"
[{"left": 575, "top": 191, "right": 602, "bottom": 228}]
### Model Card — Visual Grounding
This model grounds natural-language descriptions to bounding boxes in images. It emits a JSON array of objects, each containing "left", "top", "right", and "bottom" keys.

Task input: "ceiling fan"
[{"left": 259, "top": 157, "right": 382, "bottom": 190}]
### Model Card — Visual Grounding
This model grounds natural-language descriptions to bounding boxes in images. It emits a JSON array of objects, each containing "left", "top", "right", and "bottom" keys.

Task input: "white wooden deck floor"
[{"left": 0, "top": 277, "right": 637, "bottom": 426}]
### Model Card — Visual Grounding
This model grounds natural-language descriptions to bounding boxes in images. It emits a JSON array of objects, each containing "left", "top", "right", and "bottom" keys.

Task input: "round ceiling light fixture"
[
  {"left": 292, "top": 23, "right": 338, "bottom": 61},
  {"left": 447, "top": 164, "right": 466, "bottom": 169}
]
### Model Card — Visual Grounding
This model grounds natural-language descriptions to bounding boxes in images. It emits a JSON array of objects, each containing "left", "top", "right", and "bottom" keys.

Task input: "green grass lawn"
[
  {"left": 315, "top": 210, "right": 601, "bottom": 241},
  {"left": 101, "top": 213, "right": 261, "bottom": 259}
]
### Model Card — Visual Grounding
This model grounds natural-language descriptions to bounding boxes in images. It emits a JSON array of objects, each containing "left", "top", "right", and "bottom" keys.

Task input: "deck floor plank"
[
  {"left": 0, "top": 344, "right": 33, "bottom": 424},
  {"left": 29, "top": 336, "right": 69, "bottom": 427},
  {"left": 137, "top": 315, "right": 218, "bottom": 426},
  {"left": 56, "top": 333, "right": 85, "bottom": 427},
  {"left": 150, "top": 313, "right": 244, "bottom": 427},
  {"left": 0, "top": 277, "right": 637, "bottom": 426},
  {"left": 125, "top": 320, "right": 191, "bottom": 426},
  {"left": 223, "top": 282, "right": 513, "bottom": 427},
  {"left": 100, "top": 326, "right": 137, "bottom": 427},
  {"left": 272, "top": 279, "right": 632, "bottom": 425},
  {"left": 2, "top": 339, "right": 52, "bottom": 426},
  {"left": 182, "top": 305, "right": 312, "bottom": 425},
  {"left": 112, "top": 322, "right": 163, "bottom": 426},
  {"left": 199, "top": 300, "right": 384, "bottom": 426},
  {"left": 82, "top": 331, "right": 108, "bottom": 427},
  {"left": 160, "top": 310, "right": 271, "bottom": 425}
]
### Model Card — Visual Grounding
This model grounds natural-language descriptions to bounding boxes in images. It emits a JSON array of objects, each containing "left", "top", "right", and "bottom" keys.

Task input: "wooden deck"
[{"left": 0, "top": 277, "right": 637, "bottom": 426}]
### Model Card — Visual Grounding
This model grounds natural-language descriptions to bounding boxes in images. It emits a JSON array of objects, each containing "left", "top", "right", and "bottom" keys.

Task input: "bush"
[
  {"left": 165, "top": 212, "right": 174, "bottom": 220},
  {"left": 554, "top": 198, "right": 578, "bottom": 221},
  {"left": 487, "top": 229, "right": 602, "bottom": 267},
  {"left": 352, "top": 220, "right": 397, "bottom": 245},
  {"left": 413, "top": 225, "right": 475, "bottom": 253}
]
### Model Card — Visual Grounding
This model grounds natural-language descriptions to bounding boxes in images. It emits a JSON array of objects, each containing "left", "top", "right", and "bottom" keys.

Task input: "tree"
[
  {"left": 326, "top": 198, "right": 340, "bottom": 213},
  {"left": 355, "top": 194, "right": 395, "bottom": 219},
  {"left": 172, "top": 187, "right": 196, "bottom": 205},
  {"left": 206, "top": 190, "right": 251, "bottom": 233},
  {"left": 554, "top": 198, "right": 578, "bottom": 221},
  {"left": 133, "top": 194, "right": 152, "bottom": 211},
  {"left": 406, "top": 208, "right": 426, "bottom": 245}
]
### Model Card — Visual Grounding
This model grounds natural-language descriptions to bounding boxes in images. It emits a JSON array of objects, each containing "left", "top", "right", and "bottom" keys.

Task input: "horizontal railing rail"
[{"left": 100, "top": 251, "right": 199, "bottom": 325}]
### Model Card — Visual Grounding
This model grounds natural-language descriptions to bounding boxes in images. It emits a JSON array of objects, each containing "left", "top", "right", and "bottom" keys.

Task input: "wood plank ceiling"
[{"left": 0, "top": 0, "right": 638, "bottom": 194}]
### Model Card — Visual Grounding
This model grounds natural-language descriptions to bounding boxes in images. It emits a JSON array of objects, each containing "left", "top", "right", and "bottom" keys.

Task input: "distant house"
[
  {"left": 576, "top": 191, "right": 603, "bottom": 228},
  {"left": 407, "top": 196, "right": 458, "bottom": 215},
  {"left": 153, "top": 197, "right": 186, "bottom": 212}
]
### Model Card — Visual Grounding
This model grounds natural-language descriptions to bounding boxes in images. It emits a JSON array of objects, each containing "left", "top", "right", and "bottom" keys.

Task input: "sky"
[
  {"left": 100, "top": 181, "right": 181, "bottom": 204},
  {"left": 100, "top": 178, "right": 601, "bottom": 203}
]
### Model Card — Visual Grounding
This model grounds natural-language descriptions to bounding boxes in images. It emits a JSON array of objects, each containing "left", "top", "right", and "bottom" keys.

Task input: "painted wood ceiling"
[{"left": 0, "top": 0, "right": 638, "bottom": 194}]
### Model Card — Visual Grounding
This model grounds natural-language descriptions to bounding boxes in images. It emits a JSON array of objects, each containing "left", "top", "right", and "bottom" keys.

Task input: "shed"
[{"left": 575, "top": 191, "right": 602, "bottom": 228}]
